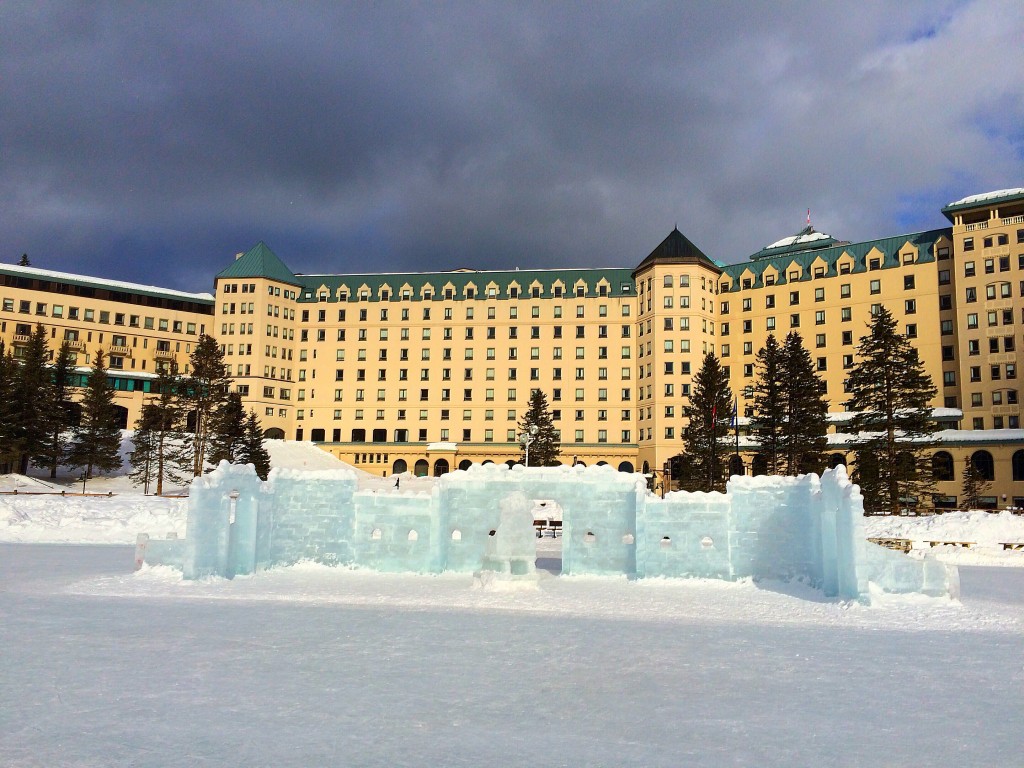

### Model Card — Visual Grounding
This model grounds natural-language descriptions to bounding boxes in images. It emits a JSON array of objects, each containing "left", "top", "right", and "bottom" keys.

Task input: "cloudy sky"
[{"left": 2, "top": 1, "right": 1023, "bottom": 293}]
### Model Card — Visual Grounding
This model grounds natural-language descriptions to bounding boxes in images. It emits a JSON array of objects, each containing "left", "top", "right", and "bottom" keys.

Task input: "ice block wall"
[{"left": 140, "top": 462, "right": 956, "bottom": 601}]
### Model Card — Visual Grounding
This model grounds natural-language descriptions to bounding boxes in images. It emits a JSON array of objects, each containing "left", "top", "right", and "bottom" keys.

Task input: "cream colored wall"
[
  {"left": 0, "top": 278, "right": 212, "bottom": 423},
  {"left": 721, "top": 237, "right": 952, "bottom": 421},
  {"left": 633, "top": 261, "right": 722, "bottom": 474},
  {"left": 235, "top": 274, "right": 641, "bottom": 473},
  {"left": 947, "top": 200, "right": 1024, "bottom": 431}
]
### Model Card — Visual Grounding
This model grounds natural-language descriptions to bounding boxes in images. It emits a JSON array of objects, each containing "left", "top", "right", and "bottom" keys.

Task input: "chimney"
[{"left": 235, "top": 252, "right": 244, "bottom": 260}]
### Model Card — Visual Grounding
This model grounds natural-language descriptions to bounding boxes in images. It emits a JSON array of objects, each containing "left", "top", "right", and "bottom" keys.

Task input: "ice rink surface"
[{"left": 2, "top": 543, "right": 1023, "bottom": 768}]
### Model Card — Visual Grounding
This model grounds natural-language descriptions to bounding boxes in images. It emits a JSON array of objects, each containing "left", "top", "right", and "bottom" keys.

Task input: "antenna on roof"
[{"left": 806, "top": 209, "right": 811, "bottom": 227}]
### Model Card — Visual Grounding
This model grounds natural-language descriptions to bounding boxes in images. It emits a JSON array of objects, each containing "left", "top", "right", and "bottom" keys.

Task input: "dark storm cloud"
[{"left": 1, "top": 1, "right": 1022, "bottom": 292}]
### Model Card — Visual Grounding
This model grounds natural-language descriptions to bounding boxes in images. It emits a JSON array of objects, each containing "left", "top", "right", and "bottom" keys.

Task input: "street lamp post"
[{"left": 518, "top": 424, "right": 539, "bottom": 467}]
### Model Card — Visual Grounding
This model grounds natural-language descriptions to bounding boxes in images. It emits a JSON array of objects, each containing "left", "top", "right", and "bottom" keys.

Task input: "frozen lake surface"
[{"left": 2, "top": 543, "right": 1023, "bottom": 767}]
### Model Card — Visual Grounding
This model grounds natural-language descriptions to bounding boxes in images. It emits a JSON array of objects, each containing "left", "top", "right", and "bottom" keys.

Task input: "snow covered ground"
[{"left": 2, "top": 447, "right": 1024, "bottom": 766}]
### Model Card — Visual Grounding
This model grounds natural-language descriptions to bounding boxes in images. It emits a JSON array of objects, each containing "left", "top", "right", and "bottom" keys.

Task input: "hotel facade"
[{"left": 2, "top": 189, "right": 1023, "bottom": 510}]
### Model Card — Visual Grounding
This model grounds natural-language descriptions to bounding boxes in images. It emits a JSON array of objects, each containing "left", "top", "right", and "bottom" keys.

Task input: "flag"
[
  {"left": 731, "top": 397, "right": 738, "bottom": 427},
  {"left": 807, "top": 208, "right": 811, "bottom": 226}
]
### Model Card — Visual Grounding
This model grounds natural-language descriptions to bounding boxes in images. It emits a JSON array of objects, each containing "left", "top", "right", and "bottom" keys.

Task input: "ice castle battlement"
[{"left": 136, "top": 462, "right": 958, "bottom": 602}]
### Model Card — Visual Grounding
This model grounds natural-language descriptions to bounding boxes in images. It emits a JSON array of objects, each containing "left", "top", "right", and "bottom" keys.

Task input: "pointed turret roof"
[
  {"left": 632, "top": 227, "right": 720, "bottom": 276},
  {"left": 216, "top": 241, "right": 299, "bottom": 285}
]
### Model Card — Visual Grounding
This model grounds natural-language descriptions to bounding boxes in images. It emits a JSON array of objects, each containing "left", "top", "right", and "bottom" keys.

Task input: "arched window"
[
  {"left": 112, "top": 405, "right": 129, "bottom": 430},
  {"left": 931, "top": 451, "right": 954, "bottom": 481},
  {"left": 828, "top": 453, "right": 846, "bottom": 469},
  {"left": 433, "top": 458, "right": 450, "bottom": 477},
  {"left": 1013, "top": 450, "right": 1024, "bottom": 482},
  {"left": 352, "top": 428, "right": 366, "bottom": 442},
  {"left": 728, "top": 454, "right": 745, "bottom": 477},
  {"left": 642, "top": 461, "right": 651, "bottom": 474},
  {"left": 413, "top": 459, "right": 429, "bottom": 477},
  {"left": 310, "top": 428, "right": 325, "bottom": 442},
  {"left": 263, "top": 427, "right": 285, "bottom": 440},
  {"left": 392, "top": 458, "right": 408, "bottom": 475},
  {"left": 971, "top": 450, "right": 995, "bottom": 482},
  {"left": 618, "top": 461, "right": 634, "bottom": 473},
  {"left": 458, "top": 459, "right": 472, "bottom": 471},
  {"left": 751, "top": 455, "right": 768, "bottom": 476}
]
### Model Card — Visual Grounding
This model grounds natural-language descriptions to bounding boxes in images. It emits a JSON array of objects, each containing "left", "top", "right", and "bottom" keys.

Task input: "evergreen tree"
[
  {"left": 67, "top": 350, "right": 123, "bottom": 484},
  {"left": 135, "top": 365, "right": 192, "bottom": 495},
  {"left": 34, "top": 341, "right": 75, "bottom": 478},
  {"left": 751, "top": 334, "right": 785, "bottom": 474},
  {"left": 240, "top": 410, "right": 272, "bottom": 480},
  {"left": 845, "top": 307, "right": 937, "bottom": 515},
  {"left": 779, "top": 332, "right": 828, "bottom": 475},
  {"left": 960, "top": 455, "right": 992, "bottom": 511},
  {"left": 208, "top": 392, "right": 247, "bottom": 466},
  {"left": 18, "top": 253, "right": 30, "bottom": 266},
  {"left": 12, "top": 324, "right": 52, "bottom": 474},
  {"left": 0, "top": 342, "right": 21, "bottom": 473},
  {"left": 681, "top": 353, "right": 733, "bottom": 492},
  {"left": 181, "top": 334, "right": 230, "bottom": 476},
  {"left": 518, "top": 389, "right": 560, "bottom": 466},
  {"left": 129, "top": 406, "right": 160, "bottom": 494}
]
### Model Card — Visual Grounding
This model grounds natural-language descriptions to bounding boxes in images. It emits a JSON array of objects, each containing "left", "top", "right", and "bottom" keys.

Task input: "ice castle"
[{"left": 137, "top": 462, "right": 958, "bottom": 602}]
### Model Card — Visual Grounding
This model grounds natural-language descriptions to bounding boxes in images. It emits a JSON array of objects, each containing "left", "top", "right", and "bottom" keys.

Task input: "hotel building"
[{"left": 2, "top": 189, "right": 1022, "bottom": 509}]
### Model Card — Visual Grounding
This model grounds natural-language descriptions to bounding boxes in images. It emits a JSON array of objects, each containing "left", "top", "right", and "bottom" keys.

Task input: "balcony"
[
  {"left": 964, "top": 221, "right": 989, "bottom": 231},
  {"left": 109, "top": 345, "right": 130, "bottom": 357},
  {"left": 12, "top": 334, "right": 30, "bottom": 344},
  {"left": 65, "top": 340, "right": 86, "bottom": 351},
  {"left": 1001, "top": 214, "right": 1024, "bottom": 226},
  {"left": 154, "top": 349, "right": 175, "bottom": 360}
]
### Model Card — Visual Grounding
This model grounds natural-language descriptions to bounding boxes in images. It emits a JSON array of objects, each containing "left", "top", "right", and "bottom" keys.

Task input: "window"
[
  {"left": 904, "top": 299, "right": 916, "bottom": 314},
  {"left": 870, "top": 279, "right": 880, "bottom": 295}
]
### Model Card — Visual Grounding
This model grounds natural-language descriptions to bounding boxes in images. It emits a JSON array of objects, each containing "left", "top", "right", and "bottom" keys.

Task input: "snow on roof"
[
  {"left": 0, "top": 263, "right": 214, "bottom": 302},
  {"left": 763, "top": 231, "right": 832, "bottom": 250},
  {"left": 427, "top": 442, "right": 459, "bottom": 451},
  {"left": 947, "top": 188, "right": 1024, "bottom": 207}
]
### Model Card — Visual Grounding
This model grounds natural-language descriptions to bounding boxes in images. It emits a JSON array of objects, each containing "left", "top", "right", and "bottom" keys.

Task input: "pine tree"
[
  {"left": 138, "top": 365, "right": 192, "bottom": 495},
  {"left": 845, "top": 307, "right": 937, "bottom": 515},
  {"left": 129, "top": 406, "right": 160, "bottom": 494},
  {"left": 181, "top": 334, "right": 230, "bottom": 476},
  {"left": 751, "top": 334, "right": 785, "bottom": 474},
  {"left": 960, "top": 455, "right": 992, "bottom": 511},
  {"left": 208, "top": 392, "right": 247, "bottom": 466},
  {"left": 779, "top": 332, "right": 828, "bottom": 475},
  {"left": 18, "top": 254, "right": 30, "bottom": 266},
  {"left": 13, "top": 324, "right": 52, "bottom": 474},
  {"left": 33, "top": 341, "right": 75, "bottom": 478},
  {"left": 518, "top": 389, "right": 560, "bottom": 466},
  {"left": 0, "top": 342, "right": 21, "bottom": 473},
  {"left": 67, "top": 350, "right": 123, "bottom": 484},
  {"left": 681, "top": 353, "right": 733, "bottom": 492},
  {"left": 240, "top": 410, "right": 272, "bottom": 480}
]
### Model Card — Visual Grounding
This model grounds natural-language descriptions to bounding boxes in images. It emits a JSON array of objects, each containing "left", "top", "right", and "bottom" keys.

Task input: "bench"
[
  {"left": 867, "top": 537, "right": 913, "bottom": 553},
  {"left": 533, "top": 519, "right": 562, "bottom": 538},
  {"left": 927, "top": 541, "right": 975, "bottom": 549}
]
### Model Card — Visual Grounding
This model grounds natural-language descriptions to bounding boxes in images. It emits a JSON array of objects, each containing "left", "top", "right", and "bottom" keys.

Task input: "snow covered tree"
[
  {"left": 240, "top": 410, "right": 272, "bottom": 480},
  {"left": 960, "top": 455, "right": 992, "bottom": 511},
  {"left": 681, "top": 353, "right": 733, "bottom": 492},
  {"left": 518, "top": 389, "right": 560, "bottom": 466},
  {"left": 181, "top": 334, "right": 230, "bottom": 476},
  {"left": 845, "top": 307, "right": 937, "bottom": 515},
  {"left": 67, "top": 350, "right": 123, "bottom": 484},
  {"left": 34, "top": 341, "right": 75, "bottom": 478},
  {"left": 129, "top": 366, "right": 192, "bottom": 495},
  {"left": 208, "top": 391, "right": 247, "bottom": 466},
  {"left": 779, "top": 332, "right": 828, "bottom": 475}
]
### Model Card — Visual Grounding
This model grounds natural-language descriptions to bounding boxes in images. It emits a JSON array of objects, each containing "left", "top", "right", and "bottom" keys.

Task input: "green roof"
[
  {"left": 290, "top": 267, "right": 637, "bottom": 302},
  {"left": 720, "top": 228, "right": 951, "bottom": 290},
  {"left": 216, "top": 242, "right": 299, "bottom": 285},
  {"left": 748, "top": 225, "right": 842, "bottom": 260}
]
